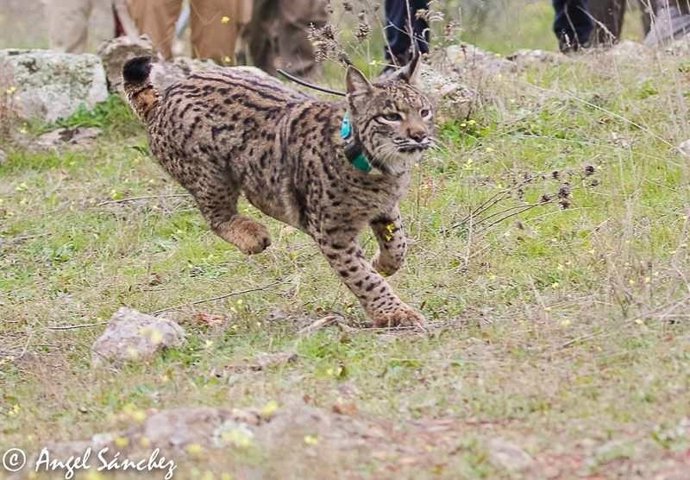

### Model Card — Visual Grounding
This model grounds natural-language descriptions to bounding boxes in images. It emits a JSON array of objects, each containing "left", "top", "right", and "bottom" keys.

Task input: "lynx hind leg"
[{"left": 187, "top": 171, "right": 271, "bottom": 255}]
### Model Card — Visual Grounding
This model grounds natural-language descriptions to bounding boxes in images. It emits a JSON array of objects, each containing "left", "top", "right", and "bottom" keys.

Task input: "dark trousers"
[
  {"left": 552, "top": 0, "right": 593, "bottom": 46},
  {"left": 384, "top": 0, "right": 430, "bottom": 67}
]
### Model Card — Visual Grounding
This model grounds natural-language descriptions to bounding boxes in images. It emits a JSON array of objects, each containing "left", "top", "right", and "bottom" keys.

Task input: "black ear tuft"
[
  {"left": 398, "top": 52, "right": 422, "bottom": 85},
  {"left": 346, "top": 65, "right": 373, "bottom": 96},
  {"left": 123, "top": 56, "right": 153, "bottom": 85}
]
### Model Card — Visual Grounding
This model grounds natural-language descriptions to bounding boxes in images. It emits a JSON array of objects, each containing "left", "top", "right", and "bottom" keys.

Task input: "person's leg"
[
  {"left": 234, "top": 0, "right": 254, "bottom": 65},
  {"left": 91, "top": 0, "right": 115, "bottom": 48},
  {"left": 411, "top": 0, "right": 430, "bottom": 56},
  {"left": 276, "top": 0, "right": 328, "bottom": 78},
  {"left": 127, "top": 0, "right": 181, "bottom": 59},
  {"left": 45, "top": 0, "right": 92, "bottom": 53},
  {"left": 553, "top": 0, "right": 593, "bottom": 51},
  {"left": 384, "top": 0, "right": 429, "bottom": 69},
  {"left": 384, "top": 0, "right": 410, "bottom": 67},
  {"left": 570, "top": 0, "right": 593, "bottom": 45},
  {"left": 245, "top": 0, "right": 278, "bottom": 73},
  {"left": 190, "top": 0, "right": 243, "bottom": 64},
  {"left": 589, "top": 0, "right": 626, "bottom": 45}
]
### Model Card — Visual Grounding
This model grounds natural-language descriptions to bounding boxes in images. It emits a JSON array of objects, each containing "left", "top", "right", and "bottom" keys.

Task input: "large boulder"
[
  {"left": 0, "top": 49, "right": 108, "bottom": 122},
  {"left": 97, "top": 34, "right": 159, "bottom": 93},
  {"left": 97, "top": 35, "right": 277, "bottom": 96},
  {"left": 419, "top": 63, "right": 479, "bottom": 122},
  {"left": 445, "top": 43, "right": 514, "bottom": 77},
  {"left": 505, "top": 49, "right": 564, "bottom": 69}
]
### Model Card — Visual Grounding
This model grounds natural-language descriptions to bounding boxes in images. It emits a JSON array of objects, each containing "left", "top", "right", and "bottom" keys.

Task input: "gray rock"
[
  {"left": 91, "top": 307, "right": 185, "bottom": 367},
  {"left": 506, "top": 49, "right": 563, "bottom": 69},
  {"left": 0, "top": 149, "right": 6, "bottom": 166},
  {"left": 40, "top": 403, "right": 481, "bottom": 477},
  {"left": 142, "top": 407, "right": 244, "bottom": 449},
  {"left": 605, "top": 40, "right": 651, "bottom": 60},
  {"left": 97, "top": 35, "right": 158, "bottom": 94},
  {"left": 0, "top": 49, "right": 108, "bottom": 123},
  {"left": 420, "top": 63, "right": 479, "bottom": 122},
  {"left": 98, "top": 35, "right": 277, "bottom": 97},
  {"left": 487, "top": 437, "right": 534, "bottom": 472},
  {"left": 446, "top": 43, "right": 514, "bottom": 76}
]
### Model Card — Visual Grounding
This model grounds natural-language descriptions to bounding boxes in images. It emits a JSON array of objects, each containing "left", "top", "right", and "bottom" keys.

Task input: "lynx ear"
[
  {"left": 398, "top": 53, "right": 422, "bottom": 85},
  {"left": 346, "top": 66, "right": 373, "bottom": 96}
]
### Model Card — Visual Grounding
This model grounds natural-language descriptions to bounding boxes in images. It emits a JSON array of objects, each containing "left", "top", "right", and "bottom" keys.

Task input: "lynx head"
[{"left": 345, "top": 55, "right": 434, "bottom": 174}]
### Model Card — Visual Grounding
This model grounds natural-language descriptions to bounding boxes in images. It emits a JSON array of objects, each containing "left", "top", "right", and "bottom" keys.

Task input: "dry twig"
[{"left": 151, "top": 280, "right": 284, "bottom": 314}]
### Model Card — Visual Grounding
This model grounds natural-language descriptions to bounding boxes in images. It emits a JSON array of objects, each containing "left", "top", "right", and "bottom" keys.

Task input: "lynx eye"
[
  {"left": 379, "top": 112, "right": 403, "bottom": 123},
  {"left": 420, "top": 108, "right": 432, "bottom": 119}
]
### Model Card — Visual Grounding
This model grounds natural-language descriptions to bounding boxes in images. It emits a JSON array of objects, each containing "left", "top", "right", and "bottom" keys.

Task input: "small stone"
[
  {"left": 91, "top": 307, "right": 185, "bottom": 367},
  {"left": 0, "top": 149, "right": 6, "bottom": 166},
  {"left": 487, "top": 438, "right": 534, "bottom": 472}
]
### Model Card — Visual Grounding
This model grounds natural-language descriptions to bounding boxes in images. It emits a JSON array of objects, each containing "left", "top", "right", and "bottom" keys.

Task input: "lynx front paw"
[
  {"left": 371, "top": 304, "right": 426, "bottom": 329},
  {"left": 218, "top": 216, "right": 271, "bottom": 255}
]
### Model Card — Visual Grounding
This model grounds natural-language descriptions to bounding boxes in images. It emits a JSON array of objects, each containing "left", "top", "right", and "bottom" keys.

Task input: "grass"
[{"left": 1, "top": 5, "right": 690, "bottom": 480}]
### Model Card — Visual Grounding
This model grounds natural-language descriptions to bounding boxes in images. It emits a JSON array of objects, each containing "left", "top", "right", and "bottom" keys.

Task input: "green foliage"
[{"left": 54, "top": 94, "right": 141, "bottom": 136}]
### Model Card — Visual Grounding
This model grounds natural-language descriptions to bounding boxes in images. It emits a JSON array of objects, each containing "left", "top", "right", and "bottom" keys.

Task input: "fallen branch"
[
  {"left": 98, "top": 194, "right": 191, "bottom": 206},
  {"left": 3, "top": 232, "right": 50, "bottom": 246},
  {"left": 47, "top": 322, "right": 109, "bottom": 331},
  {"left": 297, "top": 313, "right": 361, "bottom": 336},
  {"left": 151, "top": 280, "right": 284, "bottom": 315}
]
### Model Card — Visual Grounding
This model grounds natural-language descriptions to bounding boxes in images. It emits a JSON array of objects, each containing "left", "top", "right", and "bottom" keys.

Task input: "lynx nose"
[{"left": 409, "top": 130, "right": 427, "bottom": 143}]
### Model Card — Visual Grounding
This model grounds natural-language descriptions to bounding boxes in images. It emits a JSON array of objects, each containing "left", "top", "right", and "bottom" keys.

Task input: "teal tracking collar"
[{"left": 340, "top": 113, "right": 372, "bottom": 173}]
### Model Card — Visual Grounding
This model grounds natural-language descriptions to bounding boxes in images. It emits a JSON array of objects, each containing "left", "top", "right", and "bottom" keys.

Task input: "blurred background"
[{"left": 0, "top": 0, "right": 650, "bottom": 55}]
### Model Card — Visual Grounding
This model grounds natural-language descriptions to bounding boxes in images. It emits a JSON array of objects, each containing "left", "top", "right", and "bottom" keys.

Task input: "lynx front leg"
[
  {"left": 316, "top": 234, "right": 424, "bottom": 328},
  {"left": 370, "top": 207, "right": 407, "bottom": 277}
]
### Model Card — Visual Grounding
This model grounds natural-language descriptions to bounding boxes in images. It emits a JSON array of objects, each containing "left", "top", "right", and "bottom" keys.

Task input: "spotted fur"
[{"left": 122, "top": 56, "right": 434, "bottom": 327}]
